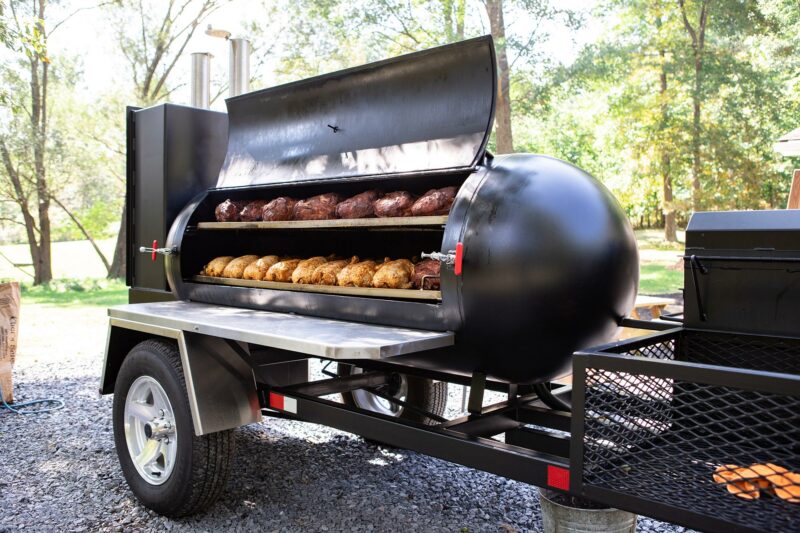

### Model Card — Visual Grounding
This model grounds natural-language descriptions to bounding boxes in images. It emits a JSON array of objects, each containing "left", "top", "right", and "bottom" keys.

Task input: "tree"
[
  {"left": 484, "top": 0, "right": 513, "bottom": 153},
  {"left": 676, "top": 0, "right": 708, "bottom": 212},
  {"left": 105, "top": 0, "right": 222, "bottom": 279},
  {"left": 0, "top": 0, "right": 53, "bottom": 284}
]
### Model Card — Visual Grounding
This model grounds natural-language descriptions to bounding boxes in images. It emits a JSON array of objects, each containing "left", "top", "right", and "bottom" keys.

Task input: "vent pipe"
[
  {"left": 228, "top": 38, "right": 251, "bottom": 97},
  {"left": 190, "top": 52, "right": 212, "bottom": 109}
]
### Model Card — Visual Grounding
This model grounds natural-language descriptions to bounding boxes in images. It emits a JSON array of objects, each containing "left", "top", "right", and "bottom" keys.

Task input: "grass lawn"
[
  {"left": 635, "top": 229, "right": 685, "bottom": 295},
  {"left": 20, "top": 279, "right": 128, "bottom": 307}
]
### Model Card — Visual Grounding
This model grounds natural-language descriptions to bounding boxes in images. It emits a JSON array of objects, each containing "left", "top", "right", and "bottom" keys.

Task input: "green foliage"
[
  {"left": 17, "top": 278, "right": 127, "bottom": 306},
  {"left": 517, "top": 0, "right": 800, "bottom": 223}
]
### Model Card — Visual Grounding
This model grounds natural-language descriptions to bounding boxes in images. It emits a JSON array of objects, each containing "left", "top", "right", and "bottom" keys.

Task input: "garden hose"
[{"left": 0, "top": 383, "right": 64, "bottom": 415}]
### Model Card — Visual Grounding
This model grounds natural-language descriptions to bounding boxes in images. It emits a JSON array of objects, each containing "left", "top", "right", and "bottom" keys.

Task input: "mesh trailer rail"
[{"left": 570, "top": 210, "right": 800, "bottom": 533}]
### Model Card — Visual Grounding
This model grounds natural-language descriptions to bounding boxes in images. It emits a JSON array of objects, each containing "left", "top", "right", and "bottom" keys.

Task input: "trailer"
[{"left": 101, "top": 36, "right": 800, "bottom": 531}]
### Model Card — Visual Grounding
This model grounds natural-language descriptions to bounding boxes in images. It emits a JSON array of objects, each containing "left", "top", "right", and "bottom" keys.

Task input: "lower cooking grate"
[{"left": 574, "top": 330, "right": 800, "bottom": 532}]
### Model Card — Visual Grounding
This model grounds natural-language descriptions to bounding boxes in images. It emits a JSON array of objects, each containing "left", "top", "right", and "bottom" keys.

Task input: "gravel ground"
[{"left": 0, "top": 304, "right": 694, "bottom": 532}]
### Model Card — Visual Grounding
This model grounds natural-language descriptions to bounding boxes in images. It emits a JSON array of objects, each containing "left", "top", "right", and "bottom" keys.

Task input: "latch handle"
[
  {"left": 421, "top": 242, "right": 463, "bottom": 276},
  {"left": 139, "top": 239, "right": 178, "bottom": 261}
]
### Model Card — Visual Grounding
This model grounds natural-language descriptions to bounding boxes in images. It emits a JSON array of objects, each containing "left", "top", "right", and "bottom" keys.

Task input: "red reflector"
[
  {"left": 269, "top": 392, "right": 284, "bottom": 411},
  {"left": 151, "top": 239, "right": 158, "bottom": 262},
  {"left": 547, "top": 465, "right": 570, "bottom": 491},
  {"left": 454, "top": 242, "right": 463, "bottom": 276}
]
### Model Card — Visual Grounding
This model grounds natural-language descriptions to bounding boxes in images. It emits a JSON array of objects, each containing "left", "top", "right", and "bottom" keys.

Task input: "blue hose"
[{"left": 0, "top": 382, "right": 64, "bottom": 414}]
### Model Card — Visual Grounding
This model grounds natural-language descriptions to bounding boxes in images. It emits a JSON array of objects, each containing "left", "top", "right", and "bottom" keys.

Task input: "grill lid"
[{"left": 216, "top": 36, "right": 496, "bottom": 188}]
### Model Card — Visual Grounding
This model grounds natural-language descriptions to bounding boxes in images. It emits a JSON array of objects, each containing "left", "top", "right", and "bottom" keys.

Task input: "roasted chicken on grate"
[
  {"left": 214, "top": 200, "right": 246, "bottom": 222},
  {"left": 265, "top": 259, "right": 302, "bottom": 282},
  {"left": 203, "top": 256, "right": 235, "bottom": 277},
  {"left": 292, "top": 256, "right": 328, "bottom": 284},
  {"left": 410, "top": 186, "right": 457, "bottom": 216},
  {"left": 372, "top": 258, "right": 414, "bottom": 289},
  {"left": 222, "top": 255, "right": 260, "bottom": 278},
  {"left": 293, "top": 193, "right": 343, "bottom": 220},
  {"left": 373, "top": 191, "right": 415, "bottom": 217},
  {"left": 337, "top": 259, "right": 380, "bottom": 287},
  {"left": 239, "top": 200, "right": 269, "bottom": 221},
  {"left": 242, "top": 255, "right": 281, "bottom": 281},
  {"left": 412, "top": 259, "right": 441, "bottom": 289},
  {"left": 336, "top": 190, "right": 382, "bottom": 219},
  {"left": 261, "top": 197, "right": 297, "bottom": 221},
  {"left": 312, "top": 256, "right": 358, "bottom": 285}
]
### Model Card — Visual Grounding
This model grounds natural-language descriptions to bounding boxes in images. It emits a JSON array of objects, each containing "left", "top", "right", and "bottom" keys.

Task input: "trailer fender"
[{"left": 101, "top": 318, "right": 261, "bottom": 435}]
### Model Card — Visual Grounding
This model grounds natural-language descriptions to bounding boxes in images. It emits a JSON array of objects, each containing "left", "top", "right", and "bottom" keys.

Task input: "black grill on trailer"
[
  {"left": 154, "top": 36, "right": 639, "bottom": 385},
  {"left": 571, "top": 209, "right": 800, "bottom": 533}
]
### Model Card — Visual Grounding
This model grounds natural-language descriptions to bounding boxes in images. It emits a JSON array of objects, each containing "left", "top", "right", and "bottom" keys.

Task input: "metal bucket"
[{"left": 538, "top": 489, "right": 637, "bottom": 533}]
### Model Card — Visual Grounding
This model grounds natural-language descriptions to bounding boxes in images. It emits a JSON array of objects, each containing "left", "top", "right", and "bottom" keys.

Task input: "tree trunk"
[
  {"left": 485, "top": 0, "right": 514, "bottom": 154},
  {"left": 29, "top": 0, "right": 52, "bottom": 284},
  {"left": 657, "top": 13, "right": 677, "bottom": 243},
  {"left": 678, "top": 0, "right": 708, "bottom": 213},
  {"left": 108, "top": 199, "right": 126, "bottom": 279},
  {"left": 690, "top": 60, "right": 702, "bottom": 212}
]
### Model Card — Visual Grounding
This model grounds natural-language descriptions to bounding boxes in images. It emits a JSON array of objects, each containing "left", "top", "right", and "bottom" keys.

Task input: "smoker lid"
[
  {"left": 686, "top": 210, "right": 800, "bottom": 252},
  {"left": 216, "top": 36, "right": 497, "bottom": 188}
]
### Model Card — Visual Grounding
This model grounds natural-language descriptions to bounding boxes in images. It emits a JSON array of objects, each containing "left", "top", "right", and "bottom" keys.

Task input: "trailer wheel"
[
  {"left": 338, "top": 365, "right": 447, "bottom": 425},
  {"left": 112, "top": 339, "right": 235, "bottom": 517}
]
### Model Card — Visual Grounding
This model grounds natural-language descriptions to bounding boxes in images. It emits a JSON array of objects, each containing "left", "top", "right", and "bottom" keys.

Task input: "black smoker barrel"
[{"left": 150, "top": 36, "right": 638, "bottom": 384}]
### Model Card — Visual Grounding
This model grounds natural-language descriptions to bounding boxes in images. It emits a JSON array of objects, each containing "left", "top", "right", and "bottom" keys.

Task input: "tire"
[
  {"left": 112, "top": 339, "right": 235, "bottom": 517},
  {"left": 338, "top": 364, "right": 447, "bottom": 425}
]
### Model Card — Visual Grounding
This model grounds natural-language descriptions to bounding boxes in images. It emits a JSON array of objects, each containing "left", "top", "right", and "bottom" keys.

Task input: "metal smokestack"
[
  {"left": 190, "top": 52, "right": 212, "bottom": 109},
  {"left": 228, "top": 38, "right": 251, "bottom": 97}
]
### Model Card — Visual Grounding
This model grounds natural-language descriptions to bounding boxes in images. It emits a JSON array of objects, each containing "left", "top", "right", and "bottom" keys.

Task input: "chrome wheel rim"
[
  {"left": 124, "top": 375, "right": 178, "bottom": 485},
  {"left": 350, "top": 368, "right": 408, "bottom": 417}
]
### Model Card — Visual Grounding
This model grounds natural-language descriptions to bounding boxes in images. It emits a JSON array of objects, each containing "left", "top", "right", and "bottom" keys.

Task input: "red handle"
[
  {"left": 151, "top": 239, "right": 157, "bottom": 262},
  {"left": 454, "top": 242, "right": 463, "bottom": 276}
]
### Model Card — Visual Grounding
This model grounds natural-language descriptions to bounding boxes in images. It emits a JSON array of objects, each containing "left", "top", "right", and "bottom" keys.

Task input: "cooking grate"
[{"left": 575, "top": 330, "right": 800, "bottom": 532}]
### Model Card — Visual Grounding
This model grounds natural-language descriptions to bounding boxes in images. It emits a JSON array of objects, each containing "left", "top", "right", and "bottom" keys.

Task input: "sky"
[{"left": 41, "top": 0, "right": 602, "bottom": 112}]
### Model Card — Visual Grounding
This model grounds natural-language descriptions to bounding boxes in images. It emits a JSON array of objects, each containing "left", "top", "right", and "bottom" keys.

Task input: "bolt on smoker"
[{"left": 101, "top": 35, "right": 799, "bottom": 532}]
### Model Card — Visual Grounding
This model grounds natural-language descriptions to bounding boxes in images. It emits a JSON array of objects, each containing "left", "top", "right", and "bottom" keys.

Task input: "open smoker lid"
[{"left": 216, "top": 36, "right": 496, "bottom": 188}]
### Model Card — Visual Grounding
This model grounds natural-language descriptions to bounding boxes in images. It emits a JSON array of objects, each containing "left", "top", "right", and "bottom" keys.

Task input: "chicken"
[
  {"left": 410, "top": 186, "right": 457, "bottom": 216},
  {"left": 214, "top": 200, "right": 246, "bottom": 222},
  {"left": 239, "top": 200, "right": 269, "bottom": 221},
  {"left": 311, "top": 256, "right": 358, "bottom": 285},
  {"left": 337, "top": 259, "right": 380, "bottom": 287},
  {"left": 292, "top": 256, "right": 328, "bottom": 284},
  {"left": 373, "top": 191, "right": 415, "bottom": 217},
  {"left": 221, "top": 255, "right": 260, "bottom": 279},
  {"left": 261, "top": 197, "right": 297, "bottom": 221},
  {"left": 203, "top": 256, "right": 235, "bottom": 277},
  {"left": 293, "top": 193, "right": 342, "bottom": 220},
  {"left": 412, "top": 259, "right": 441, "bottom": 290},
  {"left": 335, "top": 190, "right": 382, "bottom": 219},
  {"left": 372, "top": 258, "right": 414, "bottom": 289},
  {"left": 265, "top": 259, "right": 302, "bottom": 282},
  {"left": 242, "top": 255, "right": 281, "bottom": 281}
]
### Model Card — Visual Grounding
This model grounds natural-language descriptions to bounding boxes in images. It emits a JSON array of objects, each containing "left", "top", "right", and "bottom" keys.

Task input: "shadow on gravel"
[{"left": 0, "top": 374, "right": 691, "bottom": 533}]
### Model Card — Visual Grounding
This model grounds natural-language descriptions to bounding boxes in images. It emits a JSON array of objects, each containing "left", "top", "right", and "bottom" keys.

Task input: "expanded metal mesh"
[{"left": 581, "top": 331, "right": 800, "bottom": 532}]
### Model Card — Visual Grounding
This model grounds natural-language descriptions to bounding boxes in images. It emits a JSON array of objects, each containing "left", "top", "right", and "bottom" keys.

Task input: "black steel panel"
[
  {"left": 132, "top": 107, "right": 166, "bottom": 291},
  {"left": 217, "top": 36, "right": 496, "bottom": 187},
  {"left": 129, "top": 104, "right": 228, "bottom": 294}
]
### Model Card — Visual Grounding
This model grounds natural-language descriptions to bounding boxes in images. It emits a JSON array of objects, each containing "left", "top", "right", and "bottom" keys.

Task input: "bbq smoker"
[{"left": 103, "top": 35, "right": 798, "bottom": 532}]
